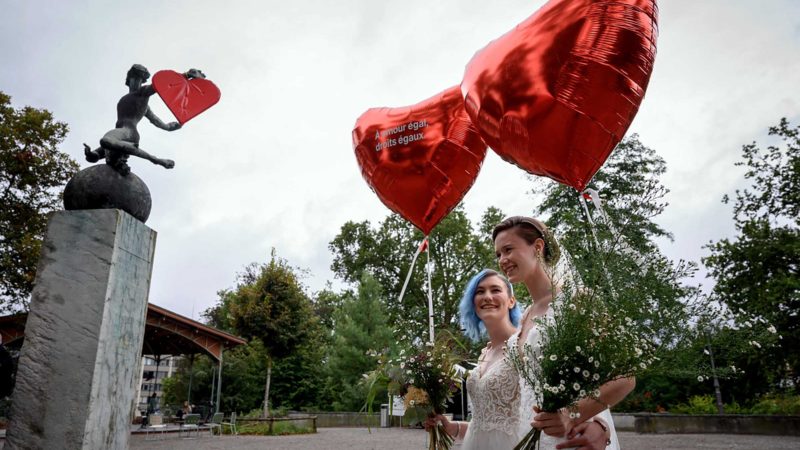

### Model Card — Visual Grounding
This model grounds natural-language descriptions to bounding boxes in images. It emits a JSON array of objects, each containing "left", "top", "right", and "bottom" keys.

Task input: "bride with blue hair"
[{"left": 426, "top": 268, "right": 524, "bottom": 449}]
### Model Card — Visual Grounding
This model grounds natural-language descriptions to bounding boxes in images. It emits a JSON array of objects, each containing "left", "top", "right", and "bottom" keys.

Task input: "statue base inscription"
[{"left": 5, "top": 209, "right": 157, "bottom": 450}]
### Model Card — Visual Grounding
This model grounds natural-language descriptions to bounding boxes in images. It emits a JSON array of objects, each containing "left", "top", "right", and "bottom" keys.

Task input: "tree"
[
  {"left": 0, "top": 91, "right": 78, "bottom": 312},
  {"left": 534, "top": 135, "right": 721, "bottom": 410},
  {"left": 329, "top": 205, "right": 504, "bottom": 335},
  {"left": 535, "top": 134, "right": 672, "bottom": 260},
  {"left": 212, "top": 252, "right": 319, "bottom": 417},
  {"left": 325, "top": 273, "right": 395, "bottom": 411},
  {"left": 704, "top": 118, "right": 800, "bottom": 387}
]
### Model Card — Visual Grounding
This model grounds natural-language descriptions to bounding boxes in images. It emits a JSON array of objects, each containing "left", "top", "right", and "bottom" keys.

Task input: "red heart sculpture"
[
  {"left": 353, "top": 86, "right": 488, "bottom": 235},
  {"left": 152, "top": 70, "right": 221, "bottom": 124},
  {"left": 462, "top": 0, "right": 658, "bottom": 191}
]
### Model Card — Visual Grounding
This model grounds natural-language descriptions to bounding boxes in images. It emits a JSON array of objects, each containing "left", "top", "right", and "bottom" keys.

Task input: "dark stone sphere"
[{"left": 63, "top": 164, "right": 152, "bottom": 223}]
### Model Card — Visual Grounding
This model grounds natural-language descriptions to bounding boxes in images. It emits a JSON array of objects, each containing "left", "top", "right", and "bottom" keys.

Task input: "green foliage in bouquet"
[{"left": 364, "top": 331, "right": 465, "bottom": 449}]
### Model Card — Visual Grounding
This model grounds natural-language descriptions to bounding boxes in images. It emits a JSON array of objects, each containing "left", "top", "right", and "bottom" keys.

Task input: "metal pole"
[
  {"left": 215, "top": 350, "right": 223, "bottom": 413},
  {"left": 187, "top": 353, "right": 195, "bottom": 404},
  {"left": 210, "top": 361, "right": 216, "bottom": 414}
]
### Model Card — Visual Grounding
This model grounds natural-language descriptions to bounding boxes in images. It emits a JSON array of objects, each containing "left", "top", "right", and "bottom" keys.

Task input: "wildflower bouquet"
[
  {"left": 506, "top": 288, "right": 656, "bottom": 449},
  {"left": 365, "top": 333, "right": 464, "bottom": 450}
]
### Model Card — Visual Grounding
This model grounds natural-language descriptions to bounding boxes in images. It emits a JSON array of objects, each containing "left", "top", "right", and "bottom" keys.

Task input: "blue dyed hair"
[{"left": 459, "top": 269, "right": 522, "bottom": 342}]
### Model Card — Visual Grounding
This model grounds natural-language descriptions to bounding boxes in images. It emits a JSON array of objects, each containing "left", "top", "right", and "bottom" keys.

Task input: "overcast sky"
[{"left": 2, "top": 0, "right": 798, "bottom": 320}]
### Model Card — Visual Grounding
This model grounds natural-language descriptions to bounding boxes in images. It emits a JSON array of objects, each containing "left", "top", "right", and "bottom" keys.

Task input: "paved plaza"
[{"left": 123, "top": 427, "right": 800, "bottom": 450}]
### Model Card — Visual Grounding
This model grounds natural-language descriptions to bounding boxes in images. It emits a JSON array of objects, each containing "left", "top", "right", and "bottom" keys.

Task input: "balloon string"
[
  {"left": 582, "top": 188, "right": 647, "bottom": 270},
  {"left": 425, "top": 237, "right": 435, "bottom": 344},
  {"left": 578, "top": 191, "right": 600, "bottom": 247},
  {"left": 397, "top": 237, "right": 427, "bottom": 307}
]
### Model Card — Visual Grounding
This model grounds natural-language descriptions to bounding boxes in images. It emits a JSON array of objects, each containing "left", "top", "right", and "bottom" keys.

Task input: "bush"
[
  {"left": 748, "top": 395, "right": 800, "bottom": 415},
  {"left": 667, "top": 394, "right": 800, "bottom": 415},
  {"left": 670, "top": 395, "right": 718, "bottom": 414},
  {"left": 236, "top": 420, "right": 314, "bottom": 436}
]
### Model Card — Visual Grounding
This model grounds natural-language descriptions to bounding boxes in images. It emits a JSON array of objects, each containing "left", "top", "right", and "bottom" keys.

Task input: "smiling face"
[
  {"left": 494, "top": 227, "right": 545, "bottom": 284},
  {"left": 473, "top": 274, "right": 516, "bottom": 324}
]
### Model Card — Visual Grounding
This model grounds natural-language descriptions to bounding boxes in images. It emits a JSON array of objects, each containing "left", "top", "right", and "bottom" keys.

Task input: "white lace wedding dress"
[
  {"left": 509, "top": 305, "right": 620, "bottom": 449},
  {"left": 461, "top": 352, "right": 521, "bottom": 450}
]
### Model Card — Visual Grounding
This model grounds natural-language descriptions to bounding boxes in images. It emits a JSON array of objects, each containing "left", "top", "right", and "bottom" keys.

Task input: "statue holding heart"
[
  {"left": 65, "top": 63, "right": 220, "bottom": 223},
  {"left": 83, "top": 64, "right": 220, "bottom": 175}
]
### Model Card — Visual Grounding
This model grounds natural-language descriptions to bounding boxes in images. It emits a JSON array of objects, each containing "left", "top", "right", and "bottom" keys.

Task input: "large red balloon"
[
  {"left": 153, "top": 70, "right": 221, "bottom": 125},
  {"left": 353, "top": 86, "right": 488, "bottom": 235},
  {"left": 462, "top": 0, "right": 658, "bottom": 191}
]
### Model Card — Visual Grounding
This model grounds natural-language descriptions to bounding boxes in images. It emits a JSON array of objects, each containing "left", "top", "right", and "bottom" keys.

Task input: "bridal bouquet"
[
  {"left": 506, "top": 288, "right": 656, "bottom": 449},
  {"left": 365, "top": 333, "right": 464, "bottom": 450}
]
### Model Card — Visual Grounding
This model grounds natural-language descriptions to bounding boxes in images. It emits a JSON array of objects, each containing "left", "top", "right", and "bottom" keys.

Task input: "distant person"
[{"left": 147, "top": 392, "right": 159, "bottom": 414}]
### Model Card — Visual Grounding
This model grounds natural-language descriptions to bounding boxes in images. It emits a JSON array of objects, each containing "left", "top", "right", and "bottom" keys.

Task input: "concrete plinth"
[{"left": 5, "top": 209, "right": 157, "bottom": 450}]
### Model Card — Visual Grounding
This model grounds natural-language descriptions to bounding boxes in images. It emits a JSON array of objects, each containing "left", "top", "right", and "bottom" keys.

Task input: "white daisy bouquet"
[{"left": 506, "top": 288, "right": 656, "bottom": 449}]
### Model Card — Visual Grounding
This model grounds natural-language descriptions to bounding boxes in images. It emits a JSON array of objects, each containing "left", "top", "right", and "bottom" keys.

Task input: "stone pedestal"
[{"left": 5, "top": 210, "right": 157, "bottom": 450}]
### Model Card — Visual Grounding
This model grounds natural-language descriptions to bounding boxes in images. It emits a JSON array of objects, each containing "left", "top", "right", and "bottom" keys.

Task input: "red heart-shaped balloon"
[
  {"left": 462, "top": 0, "right": 658, "bottom": 191},
  {"left": 353, "top": 86, "right": 488, "bottom": 235},
  {"left": 152, "top": 70, "right": 221, "bottom": 124}
]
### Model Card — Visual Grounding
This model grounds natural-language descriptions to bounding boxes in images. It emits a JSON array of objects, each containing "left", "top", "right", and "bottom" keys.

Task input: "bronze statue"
[{"left": 84, "top": 64, "right": 205, "bottom": 175}]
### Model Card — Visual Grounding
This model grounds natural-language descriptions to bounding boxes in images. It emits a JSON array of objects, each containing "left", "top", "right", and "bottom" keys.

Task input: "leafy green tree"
[
  {"left": 704, "top": 118, "right": 800, "bottom": 388},
  {"left": 535, "top": 134, "right": 672, "bottom": 261},
  {"left": 213, "top": 252, "right": 320, "bottom": 417},
  {"left": 534, "top": 135, "right": 697, "bottom": 342},
  {"left": 325, "top": 273, "right": 395, "bottom": 411},
  {"left": 329, "top": 205, "right": 504, "bottom": 335},
  {"left": 0, "top": 91, "right": 78, "bottom": 312},
  {"left": 533, "top": 135, "right": 716, "bottom": 410}
]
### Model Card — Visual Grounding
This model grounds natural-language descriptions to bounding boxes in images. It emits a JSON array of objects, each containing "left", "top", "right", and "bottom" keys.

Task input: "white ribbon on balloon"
[{"left": 397, "top": 237, "right": 436, "bottom": 343}]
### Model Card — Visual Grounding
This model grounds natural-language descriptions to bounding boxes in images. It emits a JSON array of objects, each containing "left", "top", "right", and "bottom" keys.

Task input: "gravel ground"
[{"left": 123, "top": 428, "right": 800, "bottom": 450}]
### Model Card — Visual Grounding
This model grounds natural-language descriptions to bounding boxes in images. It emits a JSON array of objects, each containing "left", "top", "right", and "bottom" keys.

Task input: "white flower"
[
  {"left": 407, "top": 370, "right": 413, "bottom": 375},
  {"left": 582, "top": 370, "right": 590, "bottom": 378},
  {"left": 697, "top": 375, "right": 704, "bottom": 382},
  {"left": 635, "top": 348, "right": 643, "bottom": 357},
  {"left": 594, "top": 361, "right": 600, "bottom": 368},
  {"left": 426, "top": 352, "right": 432, "bottom": 357},
  {"left": 400, "top": 362, "right": 406, "bottom": 369},
  {"left": 592, "top": 374, "right": 600, "bottom": 381},
  {"left": 703, "top": 349, "right": 710, "bottom": 355},
  {"left": 574, "top": 367, "right": 580, "bottom": 373},
  {"left": 575, "top": 346, "right": 582, "bottom": 352},
  {"left": 579, "top": 390, "right": 586, "bottom": 397},
  {"left": 550, "top": 355, "right": 558, "bottom": 361},
  {"left": 588, "top": 357, "right": 594, "bottom": 363},
  {"left": 573, "top": 383, "right": 581, "bottom": 391},
  {"left": 639, "top": 362, "right": 647, "bottom": 369},
  {"left": 767, "top": 325, "right": 777, "bottom": 334},
  {"left": 593, "top": 390, "right": 601, "bottom": 397},
  {"left": 569, "top": 412, "right": 578, "bottom": 419},
  {"left": 409, "top": 400, "right": 416, "bottom": 406}
]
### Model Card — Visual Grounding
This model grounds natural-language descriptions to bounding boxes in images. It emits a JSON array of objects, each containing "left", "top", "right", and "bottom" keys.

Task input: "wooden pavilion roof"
[{"left": 0, "top": 303, "right": 246, "bottom": 361}]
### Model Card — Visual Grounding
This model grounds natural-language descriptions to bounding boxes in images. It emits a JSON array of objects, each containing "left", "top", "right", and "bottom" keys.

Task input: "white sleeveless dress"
[
  {"left": 509, "top": 304, "right": 621, "bottom": 449},
  {"left": 461, "top": 352, "right": 521, "bottom": 450}
]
